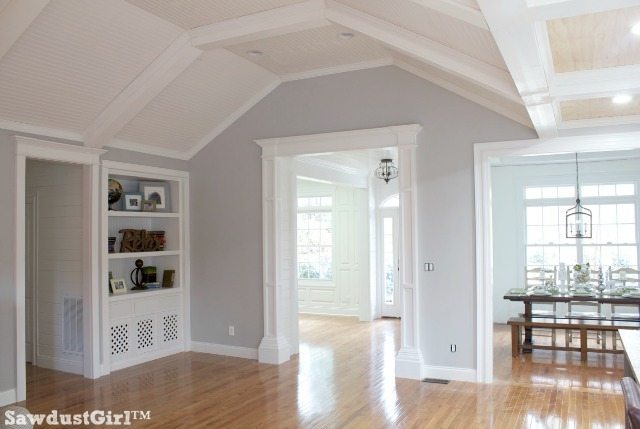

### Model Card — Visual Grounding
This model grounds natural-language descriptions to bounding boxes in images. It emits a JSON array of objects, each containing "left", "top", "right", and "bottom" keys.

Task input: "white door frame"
[
  {"left": 255, "top": 124, "right": 424, "bottom": 379},
  {"left": 14, "top": 136, "right": 104, "bottom": 402},
  {"left": 474, "top": 130, "right": 640, "bottom": 383}
]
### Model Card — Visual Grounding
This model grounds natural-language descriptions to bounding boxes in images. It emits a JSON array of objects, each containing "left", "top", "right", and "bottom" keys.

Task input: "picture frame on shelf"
[
  {"left": 142, "top": 199, "right": 156, "bottom": 212},
  {"left": 162, "top": 270, "right": 175, "bottom": 288},
  {"left": 110, "top": 278, "right": 127, "bottom": 295},
  {"left": 139, "top": 181, "right": 171, "bottom": 212},
  {"left": 123, "top": 193, "right": 143, "bottom": 211}
]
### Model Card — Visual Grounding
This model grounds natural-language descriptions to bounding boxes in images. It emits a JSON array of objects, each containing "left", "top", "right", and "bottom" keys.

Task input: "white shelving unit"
[{"left": 100, "top": 161, "right": 190, "bottom": 374}]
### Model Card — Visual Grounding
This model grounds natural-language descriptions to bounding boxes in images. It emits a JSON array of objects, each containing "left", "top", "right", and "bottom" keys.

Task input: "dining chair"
[
  {"left": 524, "top": 266, "right": 558, "bottom": 346},
  {"left": 565, "top": 265, "right": 606, "bottom": 347},
  {"left": 620, "top": 377, "right": 640, "bottom": 429},
  {"left": 609, "top": 267, "right": 640, "bottom": 349}
]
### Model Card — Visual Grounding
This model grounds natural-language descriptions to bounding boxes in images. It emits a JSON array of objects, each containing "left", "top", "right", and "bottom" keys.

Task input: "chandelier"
[
  {"left": 566, "top": 153, "right": 592, "bottom": 238},
  {"left": 375, "top": 159, "right": 398, "bottom": 183}
]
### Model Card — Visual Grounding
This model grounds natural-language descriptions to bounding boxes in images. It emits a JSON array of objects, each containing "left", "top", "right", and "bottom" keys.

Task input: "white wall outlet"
[
  {"left": 424, "top": 262, "right": 435, "bottom": 271},
  {"left": 228, "top": 325, "right": 235, "bottom": 336}
]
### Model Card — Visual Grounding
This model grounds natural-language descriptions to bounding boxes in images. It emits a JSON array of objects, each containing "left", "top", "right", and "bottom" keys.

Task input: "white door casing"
[{"left": 255, "top": 124, "right": 423, "bottom": 379}]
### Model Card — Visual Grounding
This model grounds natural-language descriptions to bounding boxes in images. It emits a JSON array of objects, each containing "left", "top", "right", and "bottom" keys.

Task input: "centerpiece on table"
[{"left": 573, "top": 263, "right": 591, "bottom": 286}]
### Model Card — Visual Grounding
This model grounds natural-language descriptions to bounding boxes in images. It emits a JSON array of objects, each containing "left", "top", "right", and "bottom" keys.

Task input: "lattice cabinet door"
[
  {"left": 135, "top": 315, "right": 158, "bottom": 354},
  {"left": 110, "top": 319, "right": 132, "bottom": 361},
  {"left": 160, "top": 312, "right": 181, "bottom": 348}
]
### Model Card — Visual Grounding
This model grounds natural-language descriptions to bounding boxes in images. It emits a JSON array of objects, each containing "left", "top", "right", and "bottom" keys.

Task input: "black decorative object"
[
  {"left": 375, "top": 159, "right": 398, "bottom": 183},
  {"left": 108, "top": 178, "right": 123, "bottom": 210},
  {"left": 130, "top": 259, "right": 146, "bottom": 290},
  {"left": 566, "top": 153, "right": 592, "bottom": 238}
]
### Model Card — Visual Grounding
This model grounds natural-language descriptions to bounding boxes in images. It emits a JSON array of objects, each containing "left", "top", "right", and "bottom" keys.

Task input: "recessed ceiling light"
[
  {"left": 338, "top": 32, "right": 355, "bottom": 40},
  {"left": 247, "top": 50, "right": 263, "bottom": 57},
  {"left": 612, "top": 94, "right": 633, "bottom": 104},
  {"left": 631, "top": 22, "right": 640, "bottom": 36}
]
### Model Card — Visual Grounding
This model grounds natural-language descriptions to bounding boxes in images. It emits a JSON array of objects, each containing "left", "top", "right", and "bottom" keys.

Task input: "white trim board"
[
  {"left": 190, "top": 342, "right": 259, "bottom": 360},
  {"left": 0, "top": 389, "right": 17, "bottom": 407},
  {"left": 422, "top": 365, "right": 477, "bottom": 383},
  {"left": 473, "top": 130, "right": 640, "bottom": 383}
]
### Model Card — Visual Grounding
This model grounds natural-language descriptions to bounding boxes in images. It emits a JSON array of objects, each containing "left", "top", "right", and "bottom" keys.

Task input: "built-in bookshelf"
[{"left": 100, "top": 161, "right": 189, "bottom": 373}]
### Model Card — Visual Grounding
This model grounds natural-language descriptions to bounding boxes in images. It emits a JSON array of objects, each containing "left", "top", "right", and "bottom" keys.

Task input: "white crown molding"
[
  {"left": 189, "top": 0, "right": 330, "bottom": 49},
  {"left": 409, "top": 0, "right": 488, "bottom": 31},
  {"left": 84, "top": 32, "right": 202, "bottom": 149},
  {"left": 14, "top": 135, "right": 105, "bottom": 164},
  {"left": 526, "top": 0, "right": 640, "bottom": 21},
  {"left": 559, "top": 115, "right": 640, "bottom": 130},
  {"left": 255, "top": 124, "right": 422, "bottom": 158},
  {"left": 106, "top": 139, "right": 192, "bottom": 160},
  {"left": 325, "top": 0, "right": 521, "bottom": 104},
  {"left": 281, "top": 57, "right": 393, "bottom": 82},
  {"left": 0, "top": 119, "right": 83, "bottom": 141},
  {"left": 478, "top": 0, "right": 558, "bottom": 139},
  {"left": 394, "top": 60, "right": 533, "bottom": 128},
  {"left": 185, "top": 78, "right": 281, "bottom": 159},
  {"left": 0, "top": 0, "right": 49, "bottom": 63}
]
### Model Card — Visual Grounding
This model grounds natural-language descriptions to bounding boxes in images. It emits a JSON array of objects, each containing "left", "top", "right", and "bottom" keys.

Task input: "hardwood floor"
[{"left": 19, "top": 316, "right": 626, "bottom": 428}]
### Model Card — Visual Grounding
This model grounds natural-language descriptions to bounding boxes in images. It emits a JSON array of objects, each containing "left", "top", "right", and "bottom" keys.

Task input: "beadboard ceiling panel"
[
  {"left": 228, "top": 24, "right": 391, "bottom": 75},
  {"left": 547, "top": 6, "right": 640, "bottom": 73},
  {"left": 336, "top": 0, "right": 506, "bottom": 70},
  {"left": 116, "top": 50, "right": 278, "bottom": 151},
  {"left": 0, "top": 0, "right": 11, "bottom": 15},
  {"left": 561, "top": 96, "right": 640, "bottom": 121},
  {"left": 0, "top": 0, "right": 181, "bottom": 133},
  {"left": 126, "top": 0, "right": 305, "bottom": 29},
  {"left": 451, "top": 0, "right": 480, "bottom": 10}
]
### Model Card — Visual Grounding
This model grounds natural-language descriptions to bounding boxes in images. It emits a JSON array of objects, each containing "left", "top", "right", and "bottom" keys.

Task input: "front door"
[{"left": 381, "top": 210, "right": 401, "bottom": 317}]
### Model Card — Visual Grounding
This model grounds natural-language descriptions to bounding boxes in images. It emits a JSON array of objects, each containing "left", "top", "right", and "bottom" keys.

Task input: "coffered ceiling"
[{"left": 0, "top": 0, "right": 637, "bottom": 159}]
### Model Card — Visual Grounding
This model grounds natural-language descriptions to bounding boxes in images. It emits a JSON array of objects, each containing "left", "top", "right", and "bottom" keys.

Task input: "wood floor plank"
[{"left": 16, "top": 317, "right": 626, "bottom": 428}]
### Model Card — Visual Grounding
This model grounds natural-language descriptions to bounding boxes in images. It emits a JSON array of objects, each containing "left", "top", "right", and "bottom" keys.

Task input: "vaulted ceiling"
[{"left": 0, "top": 0, "right": 638, "bottom": 159}]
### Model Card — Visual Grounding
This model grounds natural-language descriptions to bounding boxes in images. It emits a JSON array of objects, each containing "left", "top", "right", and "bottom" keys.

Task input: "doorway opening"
[{"left": 255, "top": 124, "right": 423, "bottom": 379}]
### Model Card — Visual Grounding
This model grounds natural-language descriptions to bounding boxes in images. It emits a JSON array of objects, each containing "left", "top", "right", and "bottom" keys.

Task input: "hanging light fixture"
[
  {"left": 375, "top": 158, "right": 398, "bottom": 183},
  {"left": 566, "top": 153, "right": 592, "bottom": 238}
]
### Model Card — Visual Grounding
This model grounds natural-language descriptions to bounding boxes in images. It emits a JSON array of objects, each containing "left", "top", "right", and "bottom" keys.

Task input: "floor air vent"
[{"left": 422, "top": 378, "right": 450, "bottom": 384}]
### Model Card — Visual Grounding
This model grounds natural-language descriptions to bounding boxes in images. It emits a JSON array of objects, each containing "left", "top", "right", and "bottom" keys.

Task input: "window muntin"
[{"left": 297, "top": 196, "right": 333, "bottom": 280}]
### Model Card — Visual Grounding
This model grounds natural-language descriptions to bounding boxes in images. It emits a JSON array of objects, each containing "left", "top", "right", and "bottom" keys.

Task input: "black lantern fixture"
[
  {"left": 375, "top": 158, "right": 398, "bottom": 183},
  {"left": 566, "top": 153, "right": 592, "bottom": 238}
]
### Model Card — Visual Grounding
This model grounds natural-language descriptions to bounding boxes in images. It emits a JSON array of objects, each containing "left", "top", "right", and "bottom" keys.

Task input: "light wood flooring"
[{"left": 20, "top": 316, "right": 626, "bottom": 428}]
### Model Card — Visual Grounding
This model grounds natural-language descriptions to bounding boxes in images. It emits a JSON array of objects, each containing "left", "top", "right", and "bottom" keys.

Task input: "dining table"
[{"left": 503, "top": 292, "right": 640, "bottom": 350}]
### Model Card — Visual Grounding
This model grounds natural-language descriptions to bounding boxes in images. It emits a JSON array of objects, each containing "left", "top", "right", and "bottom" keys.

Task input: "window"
[
  {"left": 297, "top": 196, "right": 333, "bottom": 280},
  {"left": 525, "top": 183, "right": 638, "bottom": 269}
]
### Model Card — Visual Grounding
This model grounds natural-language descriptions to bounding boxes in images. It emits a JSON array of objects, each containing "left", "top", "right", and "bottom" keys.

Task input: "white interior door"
[
  {"left": 381, "top": 210, "right": 401, "bottom": 317},
  {"left": 25, "top": 196, "right": 36, "bottom": 364}
]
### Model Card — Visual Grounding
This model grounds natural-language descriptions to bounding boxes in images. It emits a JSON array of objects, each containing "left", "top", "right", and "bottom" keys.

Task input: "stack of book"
[
  {"left": 108, "top": 237, "right": 116, "bottom": 253},
  {"left": 149, "top": 230, "right": 166, "bottom": 251}
]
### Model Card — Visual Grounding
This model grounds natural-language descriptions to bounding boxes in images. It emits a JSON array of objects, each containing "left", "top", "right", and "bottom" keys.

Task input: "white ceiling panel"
[
  {"left": 126, "top": 0, "right": 305, "bottom": 29},
  {"left": 228, "top": 24, "right": 391, "bottom": 76},
  {"left": 0, "top": 0, "right": 181, "bottom": 134},
  {"left": 337, "top": 0, "right": 506, "bottom": 70},
  {"left": 116, "top": 50, "right": 278, "bottom": 151}
]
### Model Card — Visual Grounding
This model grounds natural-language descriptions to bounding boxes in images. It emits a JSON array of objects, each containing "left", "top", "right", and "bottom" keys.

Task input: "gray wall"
[
  {"left": 0, "top": 130, "right": 186, "bottom": 394},
  {"left": 189, "top": 66, "right": 537, "bottom": 370}
]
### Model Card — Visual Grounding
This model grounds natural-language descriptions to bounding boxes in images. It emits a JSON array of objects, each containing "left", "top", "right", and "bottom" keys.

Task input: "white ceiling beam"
[
  {"left": 550, "top": 65, "right": 640, "bottom": 100},
  {"left": 394, "top": 59, "right": 533, "bottom": 128},
  {"left": 478, "top": 0, "right": 558, "bottom": 139},
  {"left": 325, "top": 1, "right": 521, "bottom": 103},
  {"left": 189, "top": 0, "right": 330, "bottom": 49},
  {"left": 83, "top": 33, "right": 202, "bottom": 149},
  {"left": 527, "top": 0, "right": 640, "bottom": 21},
  {"left": 409, "top": 0, "right": 489, "bottom": 30},
  {"left": 281, "top": 57, "right": 393, "bottom": 82},
  {"left": 0, "top": 0, "right": 49, "bottom": 62}
]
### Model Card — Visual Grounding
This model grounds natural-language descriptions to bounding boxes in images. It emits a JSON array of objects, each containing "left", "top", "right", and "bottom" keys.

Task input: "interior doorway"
[
  {"left": 255, "top": 124, "right": 424, "bottom": 380},
  {"left": 380, "top": 200, "right": 400, "bottom": 318}
]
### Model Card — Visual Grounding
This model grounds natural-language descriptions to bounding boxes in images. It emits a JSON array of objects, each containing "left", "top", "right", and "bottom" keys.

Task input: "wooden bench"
[{"left": 507, "top": 317, "right": 640, "bottom": 361}]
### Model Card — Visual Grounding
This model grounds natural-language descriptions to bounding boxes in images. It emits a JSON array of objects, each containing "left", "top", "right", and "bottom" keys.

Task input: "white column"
[
  {"left": 394, "top": 129, "right": 424, "bottom": 379},
  {"left": 258, "top": 156, "right": 292, "bottom": 364}
]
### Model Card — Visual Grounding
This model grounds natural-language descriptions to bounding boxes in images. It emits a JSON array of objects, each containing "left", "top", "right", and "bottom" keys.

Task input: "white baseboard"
[
  {"left": 36, "top": 355, "right": 83, "bottom": 375},
  {"left": 298, "top": 306, "right": 359, "bottom": 317},
  {"left": 0, "top": 388, "right": 17, "bottom": 406},
  {"left": 421, "top": 365, "right": 477, "bottom": 383},
  {"left": 191, "top": 341, "right": 258, "bottom": 360},
  {"left": 110, "top": 346, "right": 185, "bottom": 372}
]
